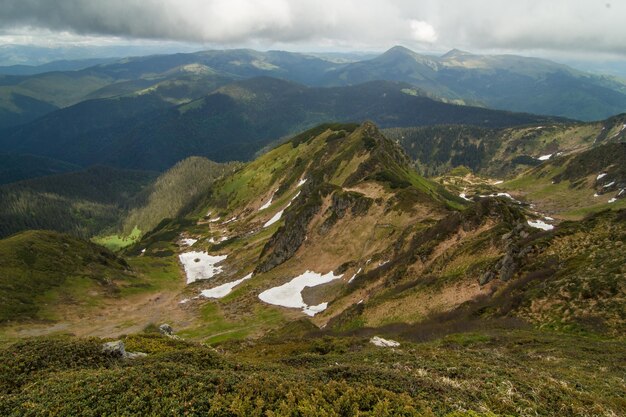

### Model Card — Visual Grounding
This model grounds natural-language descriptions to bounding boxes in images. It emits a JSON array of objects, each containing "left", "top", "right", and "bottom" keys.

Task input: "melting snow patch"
[
  {"left": 538, "top": 154, "right": 552, "bottom": 161},
  {"left": 527, "top": 220, "right": 554, "bottom": 231},
  {"left": 258, "top": 270, "right": 343, "bottom": 316},
  {"left": 200, "top": 273, "right": 253, "bottom": 299},
  {"left": 222, "top": 217, "right": 237, "bottom": 225},
  {"left": 264, "top": 209, "right": 284, "bottom": 228},
  {"left": 597, "top": 173, "right": 607, "bottom": 180},
  {"left": 208, "top": 236, "right": 228, "bottom": 244},
  {"left": 179, "top": 298, "right": 190, "bottom": 304},
  {"left": 258, "top": 194, "right": 274, "bottom": 211},
  {"left": 604, "top": 181, "right": 615, "bottom": 188},
  {"left": 370, "top": 336, "right": 400, "bottom": 348},
  {"left": 459, "top": 193, "right": 472, "bottom": 201},
  {"left": 179, "top": 251, "right": 228, "bottom": 284},
  {"left": 303, "top": 302, "right": 328, "bottom": 317},
  {"left": 594, "top": 193, "right": 599, "bottom": 197},
  {"left": 141, "top": 248, "right": 146, "bottom": 254},
  {"left": 348, "top": 268, "right": 362, "bottom": 283},
  {"left": 493, "top": 180, "right": 504, "bottom": 185},
  {"left": 379, "top": 260, "right": 390, "bottom": 267},
  {"left": 544, "top": 216, "right": 554, "bottom": 221},
  {"left": 180, "top": 238, "right": 198, "bottom": 247},
  {"left": 297, "top": 178, "right": 308, "bottom": 187},
  {"left": 608, "top": 198, "right": 617, "bottom": 203},
  {"left": 209, "top": 217, "right": 221, "bottom": 223}
]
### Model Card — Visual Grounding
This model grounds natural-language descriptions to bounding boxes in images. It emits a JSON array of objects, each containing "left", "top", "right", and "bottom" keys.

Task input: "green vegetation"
[
  {"left": 122, "top": 157, "right": 239, "bottom": 236},
  {"left": 0, "top": 230, "right": 132, "bottom": 322},
  {"left": 92, "top": 226, "right": 142, "bottom": 251},
  {"left": 0, "top": 166, "right": 157, "bottom": 239},
  {"left": 0, "top": 329, "right": 623, "bottom": 416}
]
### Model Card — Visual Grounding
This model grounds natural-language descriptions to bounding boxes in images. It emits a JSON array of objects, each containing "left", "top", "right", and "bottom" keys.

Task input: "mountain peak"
[
  {"left": 441, "top": 48, "right": 473, "bottom": 59},
  {"left": 382, "top": 45, "right": 417, "bottom": 57}
]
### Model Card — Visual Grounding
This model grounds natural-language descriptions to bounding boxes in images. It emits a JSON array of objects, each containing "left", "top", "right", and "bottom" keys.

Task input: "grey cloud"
[{"left": 0, "top": 0, "right": 625, "bottom": 56}]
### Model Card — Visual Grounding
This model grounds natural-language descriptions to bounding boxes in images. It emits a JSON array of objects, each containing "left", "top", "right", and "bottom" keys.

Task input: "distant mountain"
[
  {"left": 384, "top": 113, "right": 626, "bottom": 177},
  {"left": 0, "top": 166, "right": 158, "bottom": 239},
  {"left": 323, "top": 46, "right": 626, "bottom": 121},
  {"left": 0, "top": 58, "right": 117, "bottom": 76},
  {"left": 0, "top": 77, "right": 560, "bottom": 171},
  {"left": 0, "top": 153, "right": 80, "bottom": 185}
]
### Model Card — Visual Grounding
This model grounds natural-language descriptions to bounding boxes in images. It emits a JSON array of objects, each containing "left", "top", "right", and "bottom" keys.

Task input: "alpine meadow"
[{"left": 0, "top": 1, "right": 625, "bottom": 416}]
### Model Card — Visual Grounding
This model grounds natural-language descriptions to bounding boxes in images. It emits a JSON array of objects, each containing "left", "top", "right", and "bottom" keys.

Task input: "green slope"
[{"left": 0, "top": 230, "right": 133, "bottom": 323}]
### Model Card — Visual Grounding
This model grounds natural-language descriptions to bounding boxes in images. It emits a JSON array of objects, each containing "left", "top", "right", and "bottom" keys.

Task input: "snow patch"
[
  {"left": 370, "top": 336, "right": 400, "bottom": 348},
  {"left": 459, "top": 193, "right": 472, "bottom": 201},
  {"left": 200, "top": 273, "right": 253, "bottom": 299},
  {"left": 604, "top": 181, "right": 615, "bottom": 188},
  {"left": 179, "top": 251, "right": 228, "bottom": 284},
  {"left": 208, "top": 217, "right": 221, "bottom": 223},
  {"left": 596, "top": 173, "right": 607, "bottom": 181},
  {"left": 180, "top": 238, "right": 198, "bottom": 247},
  {"left": 538, "top": 154, "right": 552, "bottom": 161},
  {"left": 527, "top": 220, "right": 554, "bottom": 231},
  {"left": 594, "top": 193, "right": 599, "bottom": 197},
  {"left": 222, "top": 217, "right": 237, "bottom": 225},
  {"left": 258, "top": 194, "right": 275, "bottom": 211},
  {"left": 493, "top": 180, "right": 504, "bottom": 185},
  {"left": 348, "top": 268, "right": 362, "bottom": 283},
  {"left": 179, "top": 298, "right": 190, "bottom": 304},
  {"left": 608, "top": 198, "right": 617, "bottom": 204},
  {"left": 297, "top": 178, "right": 307, "bottom": 187},
  {"left": 208, "top": 236, "right": 228, "bottom": 244},
  {"left": 258, "top": 270, "right": 343, "bottom": 316},
  {"left": 264, "top": 209, "right": 284, "bottom": 228}
]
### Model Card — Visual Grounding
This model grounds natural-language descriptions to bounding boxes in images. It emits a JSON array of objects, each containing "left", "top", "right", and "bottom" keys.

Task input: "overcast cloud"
[{"left": 0, "top": 0, "right": 625, "bottom": 57}]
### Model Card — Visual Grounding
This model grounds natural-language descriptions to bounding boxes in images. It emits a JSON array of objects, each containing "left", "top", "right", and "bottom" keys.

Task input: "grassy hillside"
[
  {"left": 504, "top": 141, "right": 626, "bottom": 219},
  {"left": 0, "top": 230, "right": 133, "bottom": 323},
  {"left": 385, "top": 113, "right": 626, "bottom": 177},
  {"left": 121, "top": 157, "right": 240, "bottom": 237}
]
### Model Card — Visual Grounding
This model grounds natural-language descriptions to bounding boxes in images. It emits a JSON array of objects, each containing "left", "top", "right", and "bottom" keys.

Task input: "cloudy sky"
[{"left": 1, "top": 0, "right": 625, "bottom": 60}]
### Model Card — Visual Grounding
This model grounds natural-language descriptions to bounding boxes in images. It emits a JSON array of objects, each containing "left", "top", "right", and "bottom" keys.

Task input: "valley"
[{"left": 0, "top": 40, "right": 625, "bottom": 416}]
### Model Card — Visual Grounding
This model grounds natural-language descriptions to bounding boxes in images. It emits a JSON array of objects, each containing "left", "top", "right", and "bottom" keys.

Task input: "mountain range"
[{"left": 0, "top": 46, "right": 625, "bottom": 133}]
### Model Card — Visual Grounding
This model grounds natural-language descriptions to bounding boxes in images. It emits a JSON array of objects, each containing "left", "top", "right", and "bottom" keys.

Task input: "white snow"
[
  {"left": 180, "top": 238, "right": 198, "bottom": 247},
  {"left": 527, "top": 220, "right": 554, "bottom": 231},
  {"left": 290, "top": 190, "right": 301, "bottom": 202},
  {"left": 493, "top": 180, "right": 504, "bottom": 185},
  {"left": 604, "top": 181, "right": 615, "bottom": 188},
  {"left": 200, "top": 273, "right": 253, "bottom": 299},
  {"left": 544, "top": 216, "right": 554, "bottom": 221},
  {"left": 538, "top": 154, "right": 552, "bottom": 161},
  {"left": 302, "top": 302, "right": 329, "bottom": 317},
  {"left": 619, "top": 189, "right": 625, "bottom": 196},
  {"left": 378, "top": 260, "right": 390, "bottom": 267},
  {"left": 348, "top": 268, "right": 362, "bottom": 283},
  {"left": 459, "top": 193, "right": 472, "bottom": 201},
  {"left": 141, "top": 248, "right": 146, "bottom": 254},
  {"left": 596, "top": 173, "right": 607, "bottom": 180},
  {"left": 370, "top": 336, "right": 400, "bottom": 348},
  {"left": 264, "top": 209, "right": 284, "bottom": 228},
  {"left": 208, "top": 236, "right": 228, "bottom": 244},
  {"left": 222, "top": 217, "right": 237, "bottom": 225},
  {"left": 208, "top": 217, "right": 221, "bottom": 223},
  {"left": 259, "top": 195, "right": 274, "bottom": 211},
  {"left": 179, "top": 298, "right": 190, "bottom": 304},
  {"left": 594, "top": 193, "right": 599, "bottom": 197},
  {"left": 480, "top": 192, "right": 520, "bottom": 203},
  {"left": 179, "top": 251, "right": 228, "bottom": 284},
  {"left": 608, "top": 198, "right": 617, "bottom": 203},
  {"left": 258, "top": 270, "right": 343, "bottom": 316},
  {"left": 297, "top": 178, "right": 308, "bottom": 187}
]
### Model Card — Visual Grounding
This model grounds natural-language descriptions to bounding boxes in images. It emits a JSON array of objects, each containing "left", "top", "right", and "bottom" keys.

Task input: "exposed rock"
[
  {"left": 159, "top": 323, "right": 174, "bottom": 336},
  {"left": 370, "top": 336, "right": 400, "bottom": 348},
  {"left": 126, "top": 351, "right": 148, "bottom": 359},
  {"left": 102, "top": 340, "right": 126, "bottom": 358},
  {"left": 102, "top": 340, "right": 147, "bottom": 359}
]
